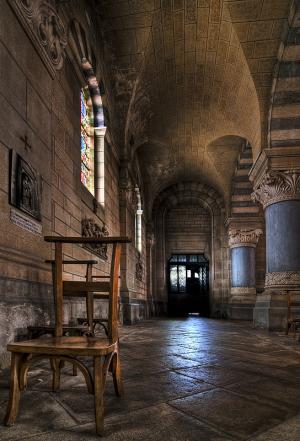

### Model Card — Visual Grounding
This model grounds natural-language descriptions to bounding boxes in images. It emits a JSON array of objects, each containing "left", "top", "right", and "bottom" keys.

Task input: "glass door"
[{"left": 168, "top": 254, "right": 209, "bottom": 316}]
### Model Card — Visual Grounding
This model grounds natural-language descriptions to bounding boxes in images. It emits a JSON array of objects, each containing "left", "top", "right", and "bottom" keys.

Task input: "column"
[
  {"left": 134, "top": 186, "right": 143, "bottom": 253},
  {"left": 94, "top": 127, "right": 106, "bottom": 206},
  {"left": 250, "top": 149, "right": 300, "bottom": 329},
  {"left": 228, "top": 224, "right": 262, "bottom": 320},
  {"left": 146, "top": 227, "right": 155, "bottom": 316}
]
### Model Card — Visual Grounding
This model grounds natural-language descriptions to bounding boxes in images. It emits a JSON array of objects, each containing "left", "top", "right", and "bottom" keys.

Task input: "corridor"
[{"left": 0, "top": 317, "right": 299, "bottom": 441}]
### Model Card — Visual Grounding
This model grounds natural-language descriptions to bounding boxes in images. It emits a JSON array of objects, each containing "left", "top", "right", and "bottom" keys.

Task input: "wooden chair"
[
  {"left": 28, "top": 259, "right": 99, "bottom": 339},
  {"left": 286, "top": 292, "right": 300, "bottom": 341},
  {"left": 4, "top": 236, "right": 131, "bottom": 436}
]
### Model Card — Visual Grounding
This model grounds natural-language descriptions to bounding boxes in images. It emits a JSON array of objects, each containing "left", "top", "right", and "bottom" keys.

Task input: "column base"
[
  {"left": 228, "top": 287, "right": 256, "bottom": 321},
  {"left": 120, "top": 300, "right": 148, "bottom": 325},
  {"left": 253, "top": 290, "right": 288, "bottom": 331}
]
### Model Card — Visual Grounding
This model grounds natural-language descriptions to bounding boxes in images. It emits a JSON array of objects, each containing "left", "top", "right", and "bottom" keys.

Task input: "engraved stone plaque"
[{"left": 10, "top": 208, "right": 42, "bottom": 235}]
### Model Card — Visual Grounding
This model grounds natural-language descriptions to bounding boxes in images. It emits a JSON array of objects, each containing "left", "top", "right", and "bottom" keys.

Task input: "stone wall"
[
  {"left": 165, "top": 205, "right": 211, "bottom": 259},
  {"left": 0, "top": 1, "right": 146, "bottom": 368}
]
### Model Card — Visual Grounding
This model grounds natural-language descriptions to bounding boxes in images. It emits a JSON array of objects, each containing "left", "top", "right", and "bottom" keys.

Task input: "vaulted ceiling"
[{"left": 94, "top": 0, "right": 292, "bottom": 207}]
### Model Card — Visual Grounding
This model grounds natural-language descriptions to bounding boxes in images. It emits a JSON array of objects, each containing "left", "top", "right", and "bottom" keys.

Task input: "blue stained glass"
[{"left": 80, "top": 87, "right": 94, "bottom": 194}]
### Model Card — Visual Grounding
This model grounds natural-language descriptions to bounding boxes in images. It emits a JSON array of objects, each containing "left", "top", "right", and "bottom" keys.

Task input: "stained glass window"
[{"left": 81, "top": 87, "right": 94, "bottom": 195}]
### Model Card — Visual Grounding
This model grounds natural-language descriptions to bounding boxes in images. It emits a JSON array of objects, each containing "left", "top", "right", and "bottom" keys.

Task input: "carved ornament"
[
  {"left": 82, "top": 218, "right": 109, "bottom": 260},
  {"left": 135, "top": 255, "right": 143, "bottom": 282},
  {"left": 252, "top": 170, "right": 300, "bottom": 209},
  {"left": 11, "top": 0, "right": 67, "bottom": 76},
  {"left": 228, "top": 228, "right": 262, "bottom": 248},
  {"left": 265, "top": 271, "right": 300, "bottom": 288}
]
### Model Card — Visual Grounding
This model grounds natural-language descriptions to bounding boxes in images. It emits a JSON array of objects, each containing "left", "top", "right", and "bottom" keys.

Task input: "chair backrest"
[{"left": 44, "top": 236, "right": 131, "bottom": 338}]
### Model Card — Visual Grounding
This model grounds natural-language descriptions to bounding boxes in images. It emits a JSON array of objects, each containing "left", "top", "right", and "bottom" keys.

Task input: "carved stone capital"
[
  {"left": 11, "top": 0, "right": 67, "bottom": 77},
  {"left": 252, "top": 170, "right": 300, "bottom": 209},
  {"left": 265, "top": 271, "right": 300, "bottom": 288},
  {"left": 228, "top": 228, "right": 263, "bottom": 248}
]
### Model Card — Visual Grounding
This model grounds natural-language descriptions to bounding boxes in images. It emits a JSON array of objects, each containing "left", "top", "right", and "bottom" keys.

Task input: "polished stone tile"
[
  {"left": 0, "top": 390, "right": 77, "bottom": 441},
  {"left": 225, "top": 377, "right": 300, "bottom": 412},
  {"left": 248, "top": 414, "right": 300, "bottom": 441},
  {"left": 22, "top": 404, "right": 235, "bottom": 441},
  {"left": 170, "top": 388, "right": 285, "bottom": 440},
  {"left": 0, "top": 317, "right": 299, "bottom": 440},
  {"left": 174, "top": 364, "right": 249, "bottom": 386},
  {"left": 55, "top": 371, "right": 215, "bottom": 424}
]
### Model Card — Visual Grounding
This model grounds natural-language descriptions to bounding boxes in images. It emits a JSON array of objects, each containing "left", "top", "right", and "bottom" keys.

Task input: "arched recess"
[
  {"left": 150, "top": 182, "right": 229, "bottom": 317},
  {"left": 230, "top": 140, "right": 260, "bottom": 218},
  {"left": 268, "top": 1, "right": 300, "bottom": 148}
]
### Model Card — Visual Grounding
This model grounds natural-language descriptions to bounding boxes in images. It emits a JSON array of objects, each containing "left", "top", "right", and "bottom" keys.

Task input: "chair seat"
[{"left": 7, "top": 336, "right": 116, "bottom": 357}]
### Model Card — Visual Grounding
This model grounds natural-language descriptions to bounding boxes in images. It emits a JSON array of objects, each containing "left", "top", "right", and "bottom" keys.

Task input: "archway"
[{"left": 151, "top": 182, "right": 228, "bottom": 317}]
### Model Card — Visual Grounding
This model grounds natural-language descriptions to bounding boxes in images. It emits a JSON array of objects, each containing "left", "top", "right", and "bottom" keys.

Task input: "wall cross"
[{"left": 20, "top": 135, "right": 32, "bottom": 152}]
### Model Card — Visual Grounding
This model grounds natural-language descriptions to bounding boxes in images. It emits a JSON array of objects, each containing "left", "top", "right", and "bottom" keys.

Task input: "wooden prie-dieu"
[{"left": 4, "top": 235, "right": 131, "bottom": 436}]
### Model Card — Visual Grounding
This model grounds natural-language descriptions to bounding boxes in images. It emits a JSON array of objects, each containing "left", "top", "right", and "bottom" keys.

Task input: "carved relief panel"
[
  {"left": 82, "top": 217, "right": 109, "bottom": 260},
  {"left": 9, "top": 150, "right": 42, "bottom": 221}
]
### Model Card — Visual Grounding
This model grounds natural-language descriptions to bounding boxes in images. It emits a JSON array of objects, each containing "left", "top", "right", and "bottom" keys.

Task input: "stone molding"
[
  {"left": 265, "top": 271, "right": 300, "bottom": 288},
  {"left": 230, "top": 287, "right": 256, "bottom": 295},
  {"left": 252, "top": 170, "right": 300, "bottom": 209},
  {"left": 228, "top": 228, "right": 262, "bottom": 248},
  {"left": 10, "top": 0, "right": 67, "bottom": 77}
]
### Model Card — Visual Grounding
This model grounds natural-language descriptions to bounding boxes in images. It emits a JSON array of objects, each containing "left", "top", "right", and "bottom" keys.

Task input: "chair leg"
[
  {"left": 111, "top": 352, "right": 124, "bottom": 397},
  {"left": 285, "top": 322, "right": 290, "bottom": 335},
  {"left": 51, "top": 358, "right": 61, "bottom": 391},
  {"left": 4, "top": 353, "right": 22, "bottom": 426},
  {"left": 72, "top": 363, "right": 78, "bottom": 376},
  {"left": 94, "top": 356, "right": 106, "bottom": 435}
]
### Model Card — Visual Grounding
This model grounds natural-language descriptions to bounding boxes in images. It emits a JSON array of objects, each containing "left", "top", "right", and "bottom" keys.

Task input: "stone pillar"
[
  {"left": 94, "top": 127, "right": 106, "bottom": 205},
  {"left": 135, "top": 186, "right": 143, "bottom": 253},
  {"left": 228, "top": 224, "right": 262, "bottom": 320},
  {"left": 146, "top": 228, "right": 155, "bottom": 316},
  {"left": 250, "top": 148, "right": 300, "bottom": 329}
]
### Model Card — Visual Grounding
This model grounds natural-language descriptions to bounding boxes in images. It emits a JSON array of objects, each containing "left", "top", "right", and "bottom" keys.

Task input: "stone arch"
[
  {"left": 268, "top": 1, "right": 300, "bottom": 148},
  {"left": 69, "top": 19, "right": 105, "bottom": 128},
  {"left": 151, "top": 182, "right": 229, "bottom": 317},
  {"left": 151, "top": 182, "right": 225, "bottom": 218}
]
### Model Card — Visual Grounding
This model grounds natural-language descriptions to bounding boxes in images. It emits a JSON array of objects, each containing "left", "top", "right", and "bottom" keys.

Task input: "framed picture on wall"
[{"left": 9, "top": 150, "right": 42, "bottom": 222}]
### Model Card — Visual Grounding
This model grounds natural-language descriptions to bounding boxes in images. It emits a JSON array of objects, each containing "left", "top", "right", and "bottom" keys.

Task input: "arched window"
[{"left": 81, "top": 86, "right": 95, "bottom": 195}]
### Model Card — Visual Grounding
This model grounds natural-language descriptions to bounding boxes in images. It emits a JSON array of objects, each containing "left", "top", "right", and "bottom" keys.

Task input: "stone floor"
[{"left": 0, "top": 317, "right": 300, "bottom": 440}]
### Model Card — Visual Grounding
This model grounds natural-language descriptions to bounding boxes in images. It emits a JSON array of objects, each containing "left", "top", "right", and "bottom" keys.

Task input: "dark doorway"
[{"left": 168, "top": 254, "right": 209, "bottom": 317}]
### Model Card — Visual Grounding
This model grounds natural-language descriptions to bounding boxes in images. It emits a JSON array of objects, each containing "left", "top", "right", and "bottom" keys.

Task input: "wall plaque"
[
  {"left": 9, "top": 150, "right": 42, "bottom": 221},
  {"left": 10, "top": 208, "right": 42, "bottom": 235}
]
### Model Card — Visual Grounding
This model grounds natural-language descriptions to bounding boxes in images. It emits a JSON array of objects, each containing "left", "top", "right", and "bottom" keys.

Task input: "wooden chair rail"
[
  {"left": 44, "top": 236, "right": 131, "bottom": 244},
  {"left": 63, "top": 281, "right": 110, "bottom": 294},
  {"left": 46, "top": 259, "right": 98, "bottom": 265}
]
